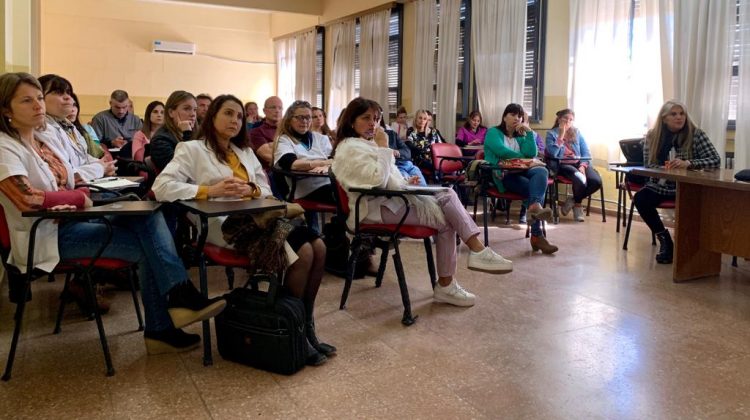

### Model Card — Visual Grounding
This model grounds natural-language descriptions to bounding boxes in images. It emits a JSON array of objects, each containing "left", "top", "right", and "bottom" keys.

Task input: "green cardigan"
[{"left": 483, "top": 127, "right": 538, "bottom": 192}]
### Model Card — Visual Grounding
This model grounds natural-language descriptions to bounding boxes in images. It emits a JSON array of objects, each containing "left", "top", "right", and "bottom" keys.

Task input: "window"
[
  {"left": 728, "top": 0, "right": 742, "bottom": 128},
  {"left": 432, "top": 0, "right": 546, "bottom": 121},
  {"left": 315, "top": 26, "right": 325, "bottom": 109},
  {"left": 353, "top": 6, "right": 403, "bottom": 119}
]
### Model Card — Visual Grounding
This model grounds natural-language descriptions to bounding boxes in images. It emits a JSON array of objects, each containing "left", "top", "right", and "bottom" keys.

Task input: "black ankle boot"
[
  {"left": 144, "top": 328, "right": 200, "bottom": 355},
  {"left": 655, "top": 230, "right": 673, "bottom": 264},
  {"left": 306, "top": 340, "right": 327, "bottom": 366},
  {"left": 167, "top": 281, "right": 226, "bottom": 329},
  {"left": 306, "top": 321, "right": 337, "bottom": 356}
]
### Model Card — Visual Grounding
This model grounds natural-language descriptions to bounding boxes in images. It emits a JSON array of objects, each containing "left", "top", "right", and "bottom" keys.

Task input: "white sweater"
[{"left": 331, "top": 137, "right": 445, "bottom": 230}]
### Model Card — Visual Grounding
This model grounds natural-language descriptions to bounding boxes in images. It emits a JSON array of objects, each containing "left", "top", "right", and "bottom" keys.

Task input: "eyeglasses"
[{"left": 292, "top": 115, "right": 312, "bottom": 122}]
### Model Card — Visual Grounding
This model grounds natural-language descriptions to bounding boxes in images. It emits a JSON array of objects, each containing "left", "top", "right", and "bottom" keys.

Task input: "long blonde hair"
[{"left": 646, "top": 100, "right": 696, "bottom": 165}]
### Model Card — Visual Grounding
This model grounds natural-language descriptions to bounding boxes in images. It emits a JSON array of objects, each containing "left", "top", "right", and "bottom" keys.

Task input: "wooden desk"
[
  {"left": 175, "top": 198, "right": 287, "bottom": 366},
  {"left": 631, "top": 167, "right": 750, "bottom": 282}
]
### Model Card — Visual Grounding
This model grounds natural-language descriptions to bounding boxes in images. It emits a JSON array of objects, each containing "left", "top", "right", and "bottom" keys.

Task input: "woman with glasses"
[
  {"left": 35, "top": 74, "right": 115, "bottom": 183},
  {"left": 273, "top": 101, "right": 335, "bottom": 206},
  {"left": 153, "top": 95, "right": 335, "bottom": 365}
]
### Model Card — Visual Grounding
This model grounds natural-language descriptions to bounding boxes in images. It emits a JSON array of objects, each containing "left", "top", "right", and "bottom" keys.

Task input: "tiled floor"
[{"left": 1, "top": 211, "right": 749, "bottom": 419}]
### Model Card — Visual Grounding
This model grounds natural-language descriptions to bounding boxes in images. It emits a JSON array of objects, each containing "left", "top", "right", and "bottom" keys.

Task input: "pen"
[{"left": 96, "top": 177, "right": 119, "bottom": 182}]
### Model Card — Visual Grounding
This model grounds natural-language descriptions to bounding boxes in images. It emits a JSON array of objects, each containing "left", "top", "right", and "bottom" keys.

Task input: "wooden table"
[
  {"left": 631, "top": 167, "right": 750, "bottom": 282},
  {"left": 175, "top": 198, "right": 287, "bottom": 366}
]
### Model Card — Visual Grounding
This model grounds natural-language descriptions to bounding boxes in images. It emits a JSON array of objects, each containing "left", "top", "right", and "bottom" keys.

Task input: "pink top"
[
  {"left": 131, "top": 130, "right": 149, "bottom": 161},
  {"left": 455, "top": 126, "right": 487, "bottom": 146}
]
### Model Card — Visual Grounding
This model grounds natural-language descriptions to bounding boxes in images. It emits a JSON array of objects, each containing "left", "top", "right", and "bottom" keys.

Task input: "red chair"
[
  {"left": 273, "top": 168, "right": 337, "bottom": 228},
  {"left": 0, "top": 206, "right": 143, "bottom": 380},
  {"left": 431, "top": 143, "right": 469, "bottom": 186},
  {"left": 331, "top": 172, "right": 437, "bottom": 326},
  {"left": 621, "top": 184, "right": 673, "bottom": 250}
]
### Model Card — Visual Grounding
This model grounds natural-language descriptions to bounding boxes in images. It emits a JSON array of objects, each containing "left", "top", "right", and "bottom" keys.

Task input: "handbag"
[
  {"left": 215, "top": 274, "right": 307, "bottom": 375},
  {"left": 250, "top": 198, "right": 305, "bottom": 229},
  {"left": 500, "top": 158, "right": 546, "bottom": 170}
]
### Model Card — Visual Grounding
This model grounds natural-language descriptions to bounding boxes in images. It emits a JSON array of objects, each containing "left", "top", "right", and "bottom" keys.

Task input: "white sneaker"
[
  {"left": 433, "top": 280, "right": 476, "bottom": 307},
  {"left": 573, "top": 206, "right": 585, "bottom": 222},
  {"left": 561, "top": 197, "right": 574, "bottom": 216},
  {"left": 467, "top": 247, "right": 513, "bottom": 274}
]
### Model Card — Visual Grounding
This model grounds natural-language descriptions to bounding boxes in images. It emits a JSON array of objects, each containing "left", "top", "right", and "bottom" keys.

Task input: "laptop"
[{"left": 619, "top": 138, "right": 644, "bottom": 165}]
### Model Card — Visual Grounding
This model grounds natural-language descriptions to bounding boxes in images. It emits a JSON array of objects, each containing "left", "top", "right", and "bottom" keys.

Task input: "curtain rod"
[
  {"left": 272, "top": 25, "right": 321, "bottom": 42},
  {"left": 321, "top": 1, "right": 398, "bottom": 26}
]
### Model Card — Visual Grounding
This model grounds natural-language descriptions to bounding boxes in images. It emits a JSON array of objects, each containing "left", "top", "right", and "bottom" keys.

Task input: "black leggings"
[
  {"left": 632, "top": 187, "right": 672, "bottom": 234},
  {"left": 555, "top": 163, "right": 602, "bottom": 203}
]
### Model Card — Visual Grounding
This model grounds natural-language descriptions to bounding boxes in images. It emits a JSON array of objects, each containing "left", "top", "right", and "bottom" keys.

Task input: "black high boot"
[
  {"left": 305, "top": 304, "right": 337, "bottom": 356},
  {"left": 655, "top": 230, "right": 673, "bottom": 264}
]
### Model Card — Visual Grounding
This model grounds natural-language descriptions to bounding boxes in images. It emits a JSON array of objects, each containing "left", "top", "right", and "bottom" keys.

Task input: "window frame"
[{"left": 315, "top": 26, "right": 325, "bottom": 109}]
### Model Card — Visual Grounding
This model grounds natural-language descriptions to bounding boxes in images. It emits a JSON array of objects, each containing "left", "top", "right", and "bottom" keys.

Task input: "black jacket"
[{"left": 150, "top": 126, "right": 192, "bottom": 171}]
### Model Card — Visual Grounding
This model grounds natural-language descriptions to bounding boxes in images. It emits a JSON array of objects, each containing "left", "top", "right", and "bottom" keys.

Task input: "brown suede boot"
[{"left": 530, "top": 235, "right": 558, "bottom": 254}]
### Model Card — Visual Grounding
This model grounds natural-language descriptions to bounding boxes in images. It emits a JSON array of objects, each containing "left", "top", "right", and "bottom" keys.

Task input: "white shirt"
[
  {"left": 35, "top": 116, "right": 104, "bottom": 182},
  {"left": 273, "top": 132, "right": 332, "bottom": 200},
  {"left": 504, "top": 135, "right": 521, "bottom": 153}
]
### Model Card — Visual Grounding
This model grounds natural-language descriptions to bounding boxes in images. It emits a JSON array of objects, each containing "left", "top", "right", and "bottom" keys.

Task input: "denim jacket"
[{"left": 545, "top": 128, "right": 591, "bottom": 160}]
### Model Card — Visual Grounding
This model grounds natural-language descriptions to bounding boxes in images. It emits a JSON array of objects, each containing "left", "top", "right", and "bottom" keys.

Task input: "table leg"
[{"left": 673, "top": 183, "right": 721, "bottom": 282}]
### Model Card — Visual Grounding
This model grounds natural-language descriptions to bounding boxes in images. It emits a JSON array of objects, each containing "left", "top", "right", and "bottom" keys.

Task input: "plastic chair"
[{"left": 331, "top": 172, "right": 437, "bottom": 326}]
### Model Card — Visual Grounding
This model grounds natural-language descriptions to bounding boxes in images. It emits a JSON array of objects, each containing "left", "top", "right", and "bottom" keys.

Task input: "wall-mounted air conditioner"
[{"left": 152, "top": 40, "right": 196, "bottom": 55}]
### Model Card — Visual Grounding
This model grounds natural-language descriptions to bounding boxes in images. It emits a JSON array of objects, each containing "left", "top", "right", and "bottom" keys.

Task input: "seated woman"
[
  {"left": 455, "top": 110, "right": 487, "bottom": 149},
  {"left": 406, "top": 109, "right": 445, "bottom": 174},
  {"left": 311, "top": 106, "right": 335, "bottom": 143},
  {"left": 69, "top": 93, "right": 104, "bottom": 159},
  {"left": 633, "top": 100, "right": 720, "bottom": 264},
  {"left": 0, "top": 72, "right": 225, "bottom": 354},
  {"left": 382, "top": 112, "right": 426, "bottom": 186},
  {"left": 545, "top": 108, "right": 602, "bottom": 222},
  {"left": 153, "top": 95, "right": 334, "bottom": 365},
  {"left": 131, "top": 100, "right": 165, "bottom": 161},
  {"left": 332, "top": 97, "right": 513, "bottom": 308},
  {"left": 36, "top": 74, "right": 115, "bottom": 183},
  {"left": 484, "top": 103, "right": 559, "bottom": 254},
  {"left": 150, "top": 91, "right": 196, "bottom": 171}
]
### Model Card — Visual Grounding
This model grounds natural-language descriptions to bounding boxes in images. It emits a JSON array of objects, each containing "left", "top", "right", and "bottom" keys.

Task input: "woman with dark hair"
[
  {"left": 455, "top": 110, "right": 487, "bottom": 147},
  {"left": 545, "top": 108, "right": 602, "bottom": 222},
  {"left": 35, "top": 74, "right": 115, "bottom": 183},
  {"left": 633, "top": 100, "right": 720, "bottom": 264},
  {"left": 405, "top": 109, "right": 445, "bottom": 172},
  {"left": 68, "top": 92, "right": 105, "bottom": 159},
  {"left": 150, "top": 91, "right": 196, "bottom": 170},
  {"left": 311, "top": 106, "right": 334, "bottom": 141},
  {"left": 332, "top": 97, "right": 513, "bottom": 308},
  {"left": 484, "top": 103, "right": 559, "bottom": 254},
  {"left": 153, "top": 95, "right": 335, "bottom": 365},
  {"left": 131, "top": 100, "right": 165, "bottom": 161},
  {"left": 0, "top": 72, "right": 226, "bottom": 354}
]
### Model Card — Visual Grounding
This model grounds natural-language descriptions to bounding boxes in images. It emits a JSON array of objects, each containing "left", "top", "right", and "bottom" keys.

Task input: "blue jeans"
[
  {"left": 57, "top": 212, "right": 186, "bottom": 332},
  {"left": 502, "top": 166, "right": 549, "bottom": 236},
  {"left": 396, "top": 160, "right": 427, "bottom": 186}
]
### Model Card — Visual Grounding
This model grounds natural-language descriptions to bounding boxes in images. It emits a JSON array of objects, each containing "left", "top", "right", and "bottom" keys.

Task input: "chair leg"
[
  {"left": 732, "top": 256, "right": 738, "bottom": 267},
  {"left": 82, "top": 271, "right": 115, "bottom": 377},
  {"left": 472, "top": 191, "right": 479, "bottom": 220},
  {"left": 651, "top": 232, "right": 656, "bottom": 246},
  {"left": 505, "top": 200, "right": 511, "bottom": 225},
  {"left": 198, "top": 256, "right": 213, "bottom": 366},
  {"left": 600, "top": 185, "right": 606, "bottom": 222},
  {"left": 339, "top": 238, "right": 362, "bottom": 309},
  {"left": 482, "top": 194, "right": 490, "bottom": 246},
  {"left": 623, "top": 200, "right": 636, "bottom": 250},
  {"left": 391, "top": 240, "right": 417, "bottom": 326},
  {"left": 2, "top": 280, "right": 31, "bottom": 381},
  {"left": 127, "top": 267, "right": 144, "bottom": 332},
  {"left": 586, "top": 195, "right": 592, "bottom": 216},
  {"left": 225, "top": 266, "right": 235, "bottom": 290},
  {"left": 423, "top": 238, "right": 437, "bottom": 289},
  {"left": 616, "top": 180, "right": 622, "bottom": 232},
  {"left": 374, "top": 240, "right": 389, "bottom": 288},
  {"left": 553, "top": 182, "right": 560, "bottom": 224},
  {"left": 53, "top": 273, "right": 74, "bottom": 334}
]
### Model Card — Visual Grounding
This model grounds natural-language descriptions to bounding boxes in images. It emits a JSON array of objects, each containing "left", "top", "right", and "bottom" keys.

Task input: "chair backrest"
[
  {"left": 620, "top": 138, "right": 644, "bottom": 164},
  {"left": 0, "top": 206, "right": 11, "bottom": 260},
  {"left": 475, "top": 150, "right": 485, "bottom": 161},
  {"left": 431, "top": 143, "right": 464, "bottom": 174},
  {"left": 329, "top": 171, "right": 350, "bottom": 217}
]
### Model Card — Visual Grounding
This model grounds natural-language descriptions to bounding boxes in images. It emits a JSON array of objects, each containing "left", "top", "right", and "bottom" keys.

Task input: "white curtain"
[
  {"left": 568, "top": 0, "right": 664, "bottom": 163},
  {"left": 411, "top": 0, "right": 438, "bottom": 113},
  {"left": 359, "top": 9, "right": 391, "bottom": 113},
  {"left": 275, "top": 37, "right": 296, "bottom": 112},
  {"left": 736, "top": 0, "right": 750, "bottom": 171},
  {"left": 328, "top": 19, "right": 356, "bottom": 130},
  {"left": 672, "top": 1, "right": 735, "bottom": 166},
  {"left": 435, "top": 0, "right": 460, "bottom": 143},
  {"left": 471, "top": 0, "right": 526, "bottom": 126},
  {"left": 294, "top": 29, "right": 317, "bottom": 105}
]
